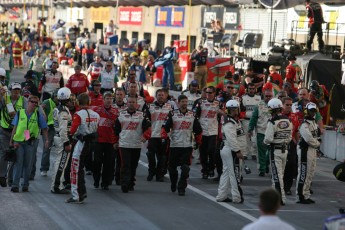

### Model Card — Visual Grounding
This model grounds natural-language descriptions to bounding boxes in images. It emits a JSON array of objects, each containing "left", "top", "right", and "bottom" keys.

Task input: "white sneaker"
[{"left": 41, "top": 171, "right": 47, "bottom": 177}]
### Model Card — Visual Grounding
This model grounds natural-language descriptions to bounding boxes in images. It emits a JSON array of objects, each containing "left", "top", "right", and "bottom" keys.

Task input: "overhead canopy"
[
  {"left": 259, "top": 0, "right": 345, "bottom": 9},
  {"left": 296, "top": 52, "right": 345, "bottom": 120},
  {"left": 51, "top": 0, "right": 247, "bottom": 8}
]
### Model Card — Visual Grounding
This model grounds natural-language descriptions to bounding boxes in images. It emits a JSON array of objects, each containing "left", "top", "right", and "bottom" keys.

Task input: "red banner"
[
  {"left": 173, "top": 40, "right": 188, "bottom": 53},
  {"left": 119, "top": 7, "right": 143, "bottom": 26}
]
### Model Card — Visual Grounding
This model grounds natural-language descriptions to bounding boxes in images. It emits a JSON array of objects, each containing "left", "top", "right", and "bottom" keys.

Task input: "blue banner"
[{"left": 155, "top": 7, "right": 185, "bottom": 28}]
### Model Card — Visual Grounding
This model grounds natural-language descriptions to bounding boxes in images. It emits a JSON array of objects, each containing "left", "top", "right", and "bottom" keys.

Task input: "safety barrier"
[{"left": 320, "top": 130, "right": 345, "bottom": 161}]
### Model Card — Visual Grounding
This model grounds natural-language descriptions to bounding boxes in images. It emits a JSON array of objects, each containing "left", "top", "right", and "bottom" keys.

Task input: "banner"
[
  {"left": 155, "top": 7, "right": 185, "bottom": 27},
  {"left": 173, "top": 40, "right": 188, "bottom": 53},
  {"left": 90, "top": 7, "right": 110, "bottom": 23},
  {"left": 201, "top": 7, "right": 240, "bottom": 30},
  {"left": 119, "top": 7, "right": 143, "bottom": 26},
  {"left": 8, "top": 8, "right": 20, "bottom": 19}
]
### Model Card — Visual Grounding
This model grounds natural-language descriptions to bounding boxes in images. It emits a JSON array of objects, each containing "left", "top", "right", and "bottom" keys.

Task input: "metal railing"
[{"left": 290, "top": 20, "right": 345, "bottom": 48}]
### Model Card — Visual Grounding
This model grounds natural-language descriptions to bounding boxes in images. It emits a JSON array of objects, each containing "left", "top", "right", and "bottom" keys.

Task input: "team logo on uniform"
[{"left": 278, "top": 121, "right": 289, "bottom": 129}]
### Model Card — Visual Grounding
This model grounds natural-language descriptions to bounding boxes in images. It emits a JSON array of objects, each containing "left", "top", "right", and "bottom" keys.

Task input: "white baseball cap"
[
  {"left": 306, "top": 102, "right": 317, "bottom": 110},
  {"left": 10, "top": 82, "right": 21, "bottom": 90}
]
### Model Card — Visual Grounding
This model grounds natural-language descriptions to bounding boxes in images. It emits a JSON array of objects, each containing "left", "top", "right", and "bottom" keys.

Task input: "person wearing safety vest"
[
  {"left": 12, "top": 37, "right": 23, "bottom": 69},
  {"left": 9, "top": 95, "right": 48, "bottom": 193},
  {"left": 39, "top": 90, "right": 58, "bottom": 176},
  {"left": 0, "top": 82, "right": 26, "bottom": 187}
]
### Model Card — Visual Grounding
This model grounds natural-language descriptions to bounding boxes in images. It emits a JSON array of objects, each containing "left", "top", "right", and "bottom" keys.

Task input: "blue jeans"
[
  {"left": 12, "top": 140, "right": 39, "bottom": 188},
  {"left": 162, "top": 61, "right": 175, "bottom": 90},
  {"left": 40, "top": 127, "right": 56, "bottom": 172}
]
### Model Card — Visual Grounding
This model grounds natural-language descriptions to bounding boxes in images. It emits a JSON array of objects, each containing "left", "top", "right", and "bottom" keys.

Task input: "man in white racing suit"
[
  {"left": 66, "top": 93, "right": 100, "bottom": 204},
  {"left": 296, "top": 102, "right": 320, "bottom": 204},
  {"left": 264, "top": 98, "right": 292, "bottom": 205},
  {"left": 216, "top": 100, "right": 244, "bottom": 203},
  {"left": 51, "top": 87, "right": 72, "bottom": 194}
]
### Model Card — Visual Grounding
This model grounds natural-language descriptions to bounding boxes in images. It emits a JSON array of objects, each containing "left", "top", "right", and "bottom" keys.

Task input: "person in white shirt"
[{"left": 242, "top": 188, "right": 296, "bottom": 230}]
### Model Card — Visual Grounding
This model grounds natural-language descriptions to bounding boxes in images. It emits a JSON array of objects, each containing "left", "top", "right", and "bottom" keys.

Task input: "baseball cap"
[
  {"left": 10, "top": 82, "right": 21, "bottom": 90},
  {"left": 190, "top": 80, "right": 198, "bottom": 86},
  {"left": 306, "top": 102, "right": 317, "bottom": 110}
]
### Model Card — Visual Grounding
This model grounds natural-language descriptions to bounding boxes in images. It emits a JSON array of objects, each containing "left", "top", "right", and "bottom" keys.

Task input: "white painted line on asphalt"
[
  {"left": 241, "top": 209, "right": 328, "bottom": 213},
  {"left": 138, "top": 160, "right": 257, "bottom": 222}
]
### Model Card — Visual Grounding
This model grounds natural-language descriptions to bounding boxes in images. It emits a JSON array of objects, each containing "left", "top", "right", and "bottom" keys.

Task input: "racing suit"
[
  {"left": 112, "top": 102, "right": 127, "bottom": 185},
  {"left": 124, "top": 95, "right": 148, "bottom": 112},
  {"left": 216, "top": 115, "right": 245, "bottom": 203},
  {"left": 194, "top": 99, "right": 220, "bottom": 178},
  {"left": 283, "top": 111, "right": 300, "bottom": 193},
  {"left": 181, "top": 91, "right": 201, "bottom": 111},
  {"left": 296, "top": 117, "right": 320, "bottom": 203},
  {"left": 70, "top": 109, "right": 100, "bottom": 201},
  {"left": 248, "top": 100, "right": 271, "bottom": 174},
  {"left": 39, "top": 70, "right": 64, "bottom": 101},
  {"left": 264, "top": 114, "right": 292, "bottom": 204},
  {"left": 162, "top": 109, "right": 202, "bottom": 194},
  {"left": 114, "top": 109, "right": 151, "bottom": 192},
  {"left": 146, "top": 101, "right": 172, "bottom": 181},
  {"left": 51, "top": 104, "right": 72, "bottom": 192},
  {"left": 87, "top": 62, "right": 103, "bottom": 82},
  {"left": 65, "top": 73, "right": 89, "bottom": 95},
  {"left": 92, "top": 105, "right": 117, "bottom": 188},
  {"left": 241, "top": 94, "right": 261, "bottom": 158},
  {"left": 122, "top": 81, "right": 144, "bottom": 97}
]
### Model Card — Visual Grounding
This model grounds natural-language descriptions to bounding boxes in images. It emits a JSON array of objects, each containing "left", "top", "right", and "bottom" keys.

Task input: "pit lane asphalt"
[{"left": 1, "top": 68, "right": 343, "bottom": 230}]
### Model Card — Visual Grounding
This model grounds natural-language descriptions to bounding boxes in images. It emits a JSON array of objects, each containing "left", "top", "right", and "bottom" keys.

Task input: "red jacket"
[
  {"left": 269, "top": 72, "right": 283, "bottom": 89},
  {"left": 283, "top": 111, "right": 300, "bottom": 138},
  {"left": 89, "top": 91, "right": 104, "bottom": 107},
  {"left": 93, "top": 105, "right": 118, "bottom": 143},
  {"left": 66, "top": 73, "right": 90, "bottom": 95}
]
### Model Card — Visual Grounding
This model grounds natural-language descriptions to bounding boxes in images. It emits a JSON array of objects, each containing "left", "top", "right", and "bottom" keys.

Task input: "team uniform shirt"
[
  {"left": 182, "top": 91, "right": 201, "bottom": 111},
  {"left": 43, "top": 58, "right": 57, "bottom": 70},
  {"left": 264, "top": 115, "right": 293, "bottom": 146},
  {"left": 113, "top": 102, "right": 127, "bottom": 113},
  {"left": 88, "top": 62, "right": 103, "bottom": 81},
  {"left": 191, "top": 49, "right": 208, "bottom": 66},
  {"left": 268, "top": 72, "right": 283, "bottom": 89},
  {"left": 222, "top": 116, "right": 245, "bottom": 153},
  {"left": 194, "top": 99, "right": 220, "bottom": 136},
  {"left": 241, "top": 94, "right": 261, "bottom": 119},
  {"left": 88, "top": 92, "right": 104, "bottom": 107},
  {"left": 29, "top": 55, "right": 45, "bottom": 73},
  {"left": 53, "top": 104, "right": 72, "bottom": 146},
  {"left": 162, "top": 109, "right": 202, "bottom": 148},
  {"left": 65, "top": 73, "right": 90, "bottom": 95},
  {"left": 99, "top": 69, "right": 118, "bottom": 90},
  {"left": 93, "top": 105, "right": 117, "bottom": 143},
  {"left": 299, "top": 118, "right": 320, "bottom": 149},
  {"left": 147, "top": 102, "right": 173, "bottom": 138},
  {"left": 114, "top": 110, "right": 151, "bottom": 148},
  {"left": 40, "top": 70, "right": 64, "bottom": 95},
  {"left": 248, "top": 100, "right": 270, "bottom": 135},
  {"left": 0, "top": 54, "right": 11, "bottom": 71},
  {"left": 243, "top": 216, "right": 296, "bottom": 230},
  {"left": 70, "top": 109, "right": 100, "bottom": 138},
  {"left": 283, "top": 111, "right": 300, "bottom": 139}
]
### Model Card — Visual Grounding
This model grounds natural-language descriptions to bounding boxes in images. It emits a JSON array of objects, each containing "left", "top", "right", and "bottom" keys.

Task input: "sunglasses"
[
  {"left": 265, "top": 95, "right": 273, "bottom": 98},
  {"left": 227, "top": 86, "right": 234, "bottom": 89},
  {"left": 106, "top": 65, "right": 112, "bottom": 67},
  {"left": 285, "top": 104, "right": 292, "bottom": 106},
  {"left": 248, "top": 88, "right": 255, "bottom": 90},
  {"left": 129, "top": 74, "right": 136, "bottom": 76},
  {"left": 206, "top": 91, "right": 214, "bottom": 94},
  {"left": 93, "top": 84, "right": 101, "bottom": 87},
  {"left": 30, "top": 100, "right": 38, "bottom": 105}
]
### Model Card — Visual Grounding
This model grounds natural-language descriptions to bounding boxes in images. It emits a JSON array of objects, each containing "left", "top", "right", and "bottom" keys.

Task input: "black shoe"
[
  {"left": 306, "top": 198, "right": 315, "bottom": 204},
  {"left": 156, "top": 176, "right": 164, "bottom": 182},
  {"left": 285, "top": 190, "right": 292, "bottom": 195},
  {"left": 202, "top": 174, "right": 208, "bottom": 179},
  {"left": 94, "top": 182, "right": 99, "bottom": 189},
  {"left": 51, "top": 188, "right": 70, "bottom": 194},
  {"left": 310, "top": 189, "right": 313, "bottom": 194},
  {"left": 121, "top": 185, "right": 129, "bottom": 193},
  {"left": 209, "top": 171, "right": 215, "bottom": 178},
  {"left": 217, "top": 198, "right": 232, "bottom": 202},
  {"left": 22, "top": 187, "right": 29, "bottom": 192},
  {"left": 243, "top": 156, "right": 248, "bottom": 160},
  {"left": 178, "top": 189, "right": 185, "bottom": 196},
  {"left": 80, "top": 193, "right": 87, "bottom": 201},
  {"left": 101, "top": 186, "right": 109, "bottom": 190},
  {"left": 251, "top": 155, "right": 257, "bottom": 161},
  {"left": 240, "top": 175, "right": 243, "bottom": 184},
  {"left": 171, "top": 184, "right": 176, "bottom": 192},
  {"left": 297, "top": 199, "right": 312, "bottom": 204},
  {"left": 66, "top": 197, "right": 83, "bottom": 204},
  {"left": 259, "top": 172, "right": 265, "bottom": 177},
  {"left": 240, "top": 197, "right": 244, "bottom": 203},
  {"left": 147, "top": 174, "right": 154, "bottom": 181},
  {"left": 339, "top": 208, "right": 345, "bottom": 214},
  {"left": 265, "top": 167, "right": 269, "bottom": 174},
  {"left": 115, "top": 179, "right": 121, "bottom": 185},
  {"left": 29, "top": 176, "right": 35, "bottom": 181},
  {"left": 281, "top": 200, "right": 285, "bottom": 206},
  {"left": 128, "top": 185, "right": 134, "bottom": 191},
  {"left": 11, "top": 187, "right": 19, "bottom": 193},
  {"left": 0, "top": 177, "right": 7, "bottom": 187}
]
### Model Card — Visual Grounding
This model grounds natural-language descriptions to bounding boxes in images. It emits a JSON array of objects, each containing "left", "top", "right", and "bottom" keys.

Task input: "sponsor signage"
[
  {"left": 119, "top": 7, "right": 143, "bottom": 26},
  {"left": 155, "top": 7, "right": 185, "bottom": 27},
  {"left": 201, "top": 7, "right": 240, "bottom": 30}
]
